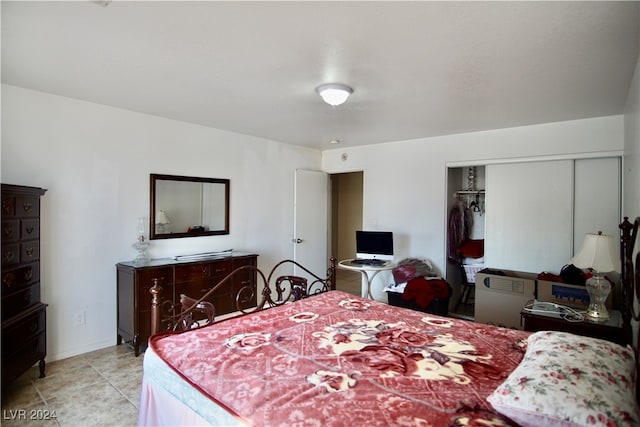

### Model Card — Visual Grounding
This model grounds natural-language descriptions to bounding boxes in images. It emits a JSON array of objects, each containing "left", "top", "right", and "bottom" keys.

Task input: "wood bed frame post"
[
  {"left": 329, "top": 256, "right": 336, "bottom": 290},
  {"left": 620, "top": 217, "right": 634, "bottom": 346},
  {"left": 150, "top": 278, "right": 162, "bottom": 336}
]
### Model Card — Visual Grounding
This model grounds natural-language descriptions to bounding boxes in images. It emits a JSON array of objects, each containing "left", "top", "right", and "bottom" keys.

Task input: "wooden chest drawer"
[
  {"left": 1, "top": 330, "right": 46, "bottom": 389},
  {"left": 209, "top": 259, "right": 232, "bottom": 278},
  {"left": 21, "top": 241, "right": 40, "bottom": 263},
  {"left": 2, "top": 243, "right": 20, "bottom": 266},
  {"left": 15, "top": 195, "right": 40, "bottom": 218},
  {"left": 137, "top": 268, "right": 173, "bottom": 311},
  {"left": 175, "top": 281, "right": 219, "bottom": 302},
  {"left": 2, "top": 262, "right": 40, "bottom": 293},
  {"left": 3, "top": 283, "right": 41, "bottom": 320},
  {"left": 2, "top": 219, "right": 20, "bottom": 242},
  {"left": 137, "top": 267, "right": 173, "bottom": 287},
  {"left": 2, "top": 304, "right": 46, "bottom": 351},
  {"left": 175, "top": 263, "right": 208, "bottom": 282},
  {"left": 21, "top": 219, "right": 39, "bottom": 240},
  {"left": 175, "top": 259, "right": 233, "bottom": 283}
]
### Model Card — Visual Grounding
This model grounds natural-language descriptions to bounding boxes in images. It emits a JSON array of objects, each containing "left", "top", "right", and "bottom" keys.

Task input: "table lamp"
[
  {"left": 569, "top": 231, "right": 620, "bottom": 321},
  {"left": 133, "top": 217, "right": 150, "bottom": 265},
  {"left": 155, "top": 209, "right": 171, "bottom": 233}
]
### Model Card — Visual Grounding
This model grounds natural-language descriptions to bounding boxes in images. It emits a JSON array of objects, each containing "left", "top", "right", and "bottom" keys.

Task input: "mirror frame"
[{"left": 150, "top": 173, "right": 230, "bottom": 240}]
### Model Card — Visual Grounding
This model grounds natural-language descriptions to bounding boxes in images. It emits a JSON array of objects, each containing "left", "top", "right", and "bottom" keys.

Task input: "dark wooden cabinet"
[
  {"left": 116, "top": 253, "right": 258, "bottom": 355},
  {"left": 521, "top": 309, "right": 626, "bottom": 346},
  {"left": 1, "top": 184, "right": 47, "bottom": 389}
]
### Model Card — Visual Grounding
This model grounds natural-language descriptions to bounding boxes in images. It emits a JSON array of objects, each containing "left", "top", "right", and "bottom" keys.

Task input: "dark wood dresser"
[
  {"left": 1, "top": 184, "right": 47, "bottom": 389},
  {"left": 116, "top": 253, "right": 258, "bottom": 355}
]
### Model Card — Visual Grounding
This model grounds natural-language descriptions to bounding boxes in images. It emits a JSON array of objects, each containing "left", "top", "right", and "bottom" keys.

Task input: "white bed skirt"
[{"left": 137, "top": 345, "right": 245, "bottom": 427}]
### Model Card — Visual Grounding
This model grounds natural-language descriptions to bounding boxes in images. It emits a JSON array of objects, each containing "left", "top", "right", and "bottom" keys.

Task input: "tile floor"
[
  {"left": 1, "top": 344, "right": 143, "bottom": 427},
  {"left": 1, "top": 271, "right": 363, "bottom": 427}
]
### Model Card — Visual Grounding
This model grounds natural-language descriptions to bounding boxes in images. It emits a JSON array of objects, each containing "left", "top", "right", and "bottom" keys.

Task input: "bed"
[{"left": 138, "top": 218, "right": 640, "bottom": 426}]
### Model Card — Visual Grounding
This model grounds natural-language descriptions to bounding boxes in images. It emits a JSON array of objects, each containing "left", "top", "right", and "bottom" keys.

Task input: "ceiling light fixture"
[{"left": 316, "top": 83, "right": 353, "bottom": 107}]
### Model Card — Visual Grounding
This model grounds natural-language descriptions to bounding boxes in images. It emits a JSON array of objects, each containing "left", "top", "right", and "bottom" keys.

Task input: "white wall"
[
  {"left": 1, "top": 84, "right": 322, "bottom": 361},
  {"left": 323, "top": 116, "right": 624, "bottom": 290}
]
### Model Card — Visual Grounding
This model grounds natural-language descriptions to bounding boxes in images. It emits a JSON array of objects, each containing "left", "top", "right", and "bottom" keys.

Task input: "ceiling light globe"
[{"left": 316, "top": 83, "right": 353, "bottom": 106}]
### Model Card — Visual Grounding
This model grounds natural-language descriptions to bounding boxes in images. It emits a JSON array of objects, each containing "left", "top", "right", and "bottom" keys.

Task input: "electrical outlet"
[{"left": 74, "top": 310, "right": 86, "bottom": 326}]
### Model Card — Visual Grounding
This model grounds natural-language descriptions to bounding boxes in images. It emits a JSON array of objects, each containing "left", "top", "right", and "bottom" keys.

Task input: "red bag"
[{"left": 392, "top": 265, "right": 416, "bottom": 284}]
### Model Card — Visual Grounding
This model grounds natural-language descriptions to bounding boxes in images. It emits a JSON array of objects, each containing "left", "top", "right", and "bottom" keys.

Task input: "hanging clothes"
[{"left": 447, "top": 199, "right": 473, "bottom": 263}]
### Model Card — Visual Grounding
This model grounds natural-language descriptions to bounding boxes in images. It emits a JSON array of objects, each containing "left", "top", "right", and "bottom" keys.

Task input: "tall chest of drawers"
[
  {"left": 116, "top": 253, "right": 258, "bottom": 356},
  {"left": 1, "top": 184, "right": 47, "bottom": 389}
]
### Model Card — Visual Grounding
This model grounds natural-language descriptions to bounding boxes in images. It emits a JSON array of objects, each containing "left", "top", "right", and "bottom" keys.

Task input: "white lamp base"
[{"left": 585, "top": 274, "right": 610, "bottom": 322}]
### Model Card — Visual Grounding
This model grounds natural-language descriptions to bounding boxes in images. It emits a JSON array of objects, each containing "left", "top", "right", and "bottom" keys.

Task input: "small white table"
[{"left": 338, "top": 259, "right": 395, "bottom": 299}]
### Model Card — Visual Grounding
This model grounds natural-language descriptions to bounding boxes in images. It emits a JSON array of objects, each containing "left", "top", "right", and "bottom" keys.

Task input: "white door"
[
  {"left": 294, "top": 169, "right": 329, "bottom": 280},
  {"left": 485, "top": 160, "right": 574, "bottom": 272}
]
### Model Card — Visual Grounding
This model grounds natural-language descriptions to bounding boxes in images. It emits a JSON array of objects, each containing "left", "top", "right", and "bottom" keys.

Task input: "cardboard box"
[
  {"left": 474, "top": 270, "right": 537, "bottom": 329},
  {"left": 536, "top": 280, "right": 612, "bottom": 310}
]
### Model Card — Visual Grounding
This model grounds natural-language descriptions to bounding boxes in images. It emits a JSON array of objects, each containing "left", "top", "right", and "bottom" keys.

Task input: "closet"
[
  {"left": 446, "top": 166, "right": 485, "bottom": 319},
  {"left": 446, "top": 157, "right": 621, "bottom": 320}
]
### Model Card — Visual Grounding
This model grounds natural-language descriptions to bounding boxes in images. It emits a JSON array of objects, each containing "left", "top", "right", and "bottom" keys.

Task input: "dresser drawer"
[
  {"left": 2, "top": 194, "right": 16, "bottom": 216},
  {"left": 209, "top": 259, "right": 232, "bottom": 278},
  {"left": 2, "top": 243, "right": 20, "bottom": 266},
  {"left": 2, "top": 262, "right": 40, "bottom": 293},
  {"left": 175, "top": 264, "right": 209, "bottom": 282},
  {"left": 21, "top": 219, "right": 40, "bottom": 240},
  {"left": 21, "top": 241, "right": 40, "bottom": 263},
  {"left": 2, "top": 283, "right": 41, "bottom": 320},
  {"left": 136, "top": 267, "right": 173, "bottom": 287},
  {"left": 2, "top": 219, "right": 20, "bottom": 242},
  {"left": 15, "top": 195, "right": 40, "bottom": 218},
  {"left": 136, "top": 268, "right": 174, "bottom": 310},
  {"left": 2, "top": 305, "right": 46, "bottom": 351},
  {"left": 1, "top": 330, "right": 46, "bottom": 389},
  {"left": 175, "top": 281, "right": 213, "bottom": 304}
]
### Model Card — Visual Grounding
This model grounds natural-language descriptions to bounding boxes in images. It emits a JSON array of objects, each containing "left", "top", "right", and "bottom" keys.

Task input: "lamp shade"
[
  {"left": 570, "top": 232, "right": 620, "bottom": 273},
  {"left": 156, "top": 210, "right": 171, "bottom": 225},
  {"left": 316, "top": 83, "right": 353, "bottom": 106}
]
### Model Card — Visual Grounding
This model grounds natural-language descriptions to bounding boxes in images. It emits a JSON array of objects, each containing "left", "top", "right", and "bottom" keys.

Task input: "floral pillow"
[{"left": 487, "top": 331, "right": 639, "bottom": 427}]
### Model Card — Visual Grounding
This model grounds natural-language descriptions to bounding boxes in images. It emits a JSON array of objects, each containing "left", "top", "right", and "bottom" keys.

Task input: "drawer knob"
[
  {"left": 24, "top": 268, "right": 33, "bottom": 281},
  {"left": 4, "top": 227, "right": 14, "bottom": 237},
  {"left": 2, "top": 200, "right": 12, "bottom": 214},
  {"left": 26, "top": 226, "right": 35, "bottom": 235},
  {"left": 26, "top": 247, "right": 35, "bottom": 257},
  {"left": 22, "top": 202, "right": 33, "bottom": 212},
  {"left": 4, "top": 251, "right": 14, "bottom": 262},
  {"left": 3, "top": 273, "right": 15, "bottom": 287}
]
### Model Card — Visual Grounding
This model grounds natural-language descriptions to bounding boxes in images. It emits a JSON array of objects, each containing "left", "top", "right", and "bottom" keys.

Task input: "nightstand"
[{"left": 521, "top": 307, "right": 626, "bottom": 346}]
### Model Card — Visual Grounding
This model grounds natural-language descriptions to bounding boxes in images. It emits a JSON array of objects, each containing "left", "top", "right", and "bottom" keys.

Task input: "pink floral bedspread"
[{"left": 149, "top": 290, "right": 530, "bottom": 426}]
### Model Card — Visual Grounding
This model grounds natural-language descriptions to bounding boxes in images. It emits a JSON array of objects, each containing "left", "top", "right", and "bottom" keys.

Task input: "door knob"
[{"left": 292, "top": 238, "right": 303, "bottom": 244}]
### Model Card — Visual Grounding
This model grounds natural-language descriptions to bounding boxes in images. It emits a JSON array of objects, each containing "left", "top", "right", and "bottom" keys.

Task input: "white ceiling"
[{"left": 2, "top": 1, "right": 639, "bottom": 150}]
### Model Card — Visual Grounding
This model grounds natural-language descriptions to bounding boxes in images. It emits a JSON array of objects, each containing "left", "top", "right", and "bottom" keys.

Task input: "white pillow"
[{"left": 487, "top": 330, "right": 639, "bottom": 427}]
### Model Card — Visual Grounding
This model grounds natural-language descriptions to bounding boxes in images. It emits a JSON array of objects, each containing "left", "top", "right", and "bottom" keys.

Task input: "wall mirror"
[{"left": 150, "top": 174, "right": 230, "bottom": 240}]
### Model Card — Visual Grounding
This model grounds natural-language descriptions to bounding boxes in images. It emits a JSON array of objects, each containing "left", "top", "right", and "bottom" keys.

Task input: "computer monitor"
[{"left": 355, "top": 231, "right": 394, "bottom": 261}]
